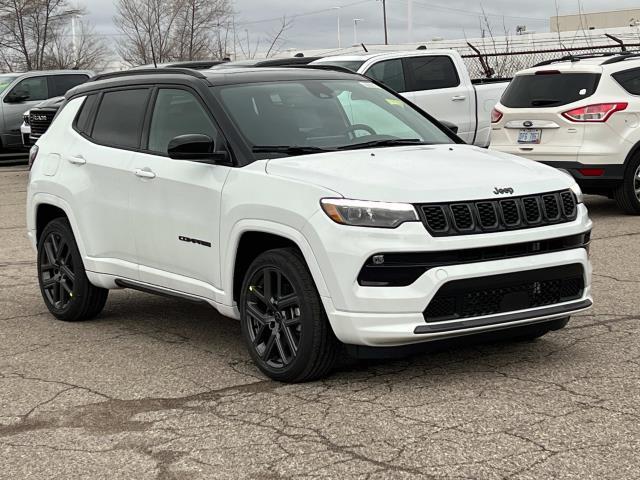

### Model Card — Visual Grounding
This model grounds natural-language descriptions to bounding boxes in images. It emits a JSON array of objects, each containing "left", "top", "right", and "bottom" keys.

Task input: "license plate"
[{"left": 518, "top": 129, "right": 541, "bottom": 144}]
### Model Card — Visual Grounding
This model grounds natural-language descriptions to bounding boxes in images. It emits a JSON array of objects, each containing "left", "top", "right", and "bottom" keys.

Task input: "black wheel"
[
  {"left": 239, "top": 248, "right": 339, "bottom": 382},
  {"left": 512, "top": 317, "right": 570, "bottom": 342},
  {"left": 614, "top": 155, "right": 640, "bottom": 214},
  {"left": 37, "top": 218, "right": 108, "bottom": 321}
]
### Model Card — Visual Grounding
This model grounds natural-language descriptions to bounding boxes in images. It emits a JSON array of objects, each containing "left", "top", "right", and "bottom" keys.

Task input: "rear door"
[
  {"left": 60, "top": 88, "right": 151, "bottom": 280},
  {"left": 401, "top": 55, "right": 474, "bottom": 143}
]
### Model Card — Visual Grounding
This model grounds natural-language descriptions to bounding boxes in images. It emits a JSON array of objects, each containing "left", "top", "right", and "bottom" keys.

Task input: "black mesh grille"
[
  {"left": 476, "top": 202, "right": 498, "bottom": 228},
  {"left": 451, "top": 204, "right": 473, "bottom": 230},
  {"left": 416, "top": 189, "right": 577, "bottom": 237},
  {"left": 29, "top": 109, "right": 56, "bottom": 137},
  {"left": 500, "top": 200, "right": 520, "bottom": 226},
  {"left": 422, "top": 206, "right": 448, "bottom": 232},
  {"left": 423, "top": 264, "right": 584, "bottom": 322},
  {"left": 523, "top": 197, "right": 541, "bottom": 223},
  {"left": 561, "top": 191, "right": 576, "bottom": 217},
  {"left": 543, "top": 194, "right": 560, "bottom": 220}
]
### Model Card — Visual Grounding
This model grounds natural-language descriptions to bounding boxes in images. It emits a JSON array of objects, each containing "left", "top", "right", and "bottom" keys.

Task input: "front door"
[{"left": 129, "top": 87, "right": 230, "bottom": 299}]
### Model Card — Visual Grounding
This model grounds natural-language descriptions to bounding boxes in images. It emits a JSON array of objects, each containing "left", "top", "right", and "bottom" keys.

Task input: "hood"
[{"left": 265, "top": 144, "right": 574, "bottom": 203}]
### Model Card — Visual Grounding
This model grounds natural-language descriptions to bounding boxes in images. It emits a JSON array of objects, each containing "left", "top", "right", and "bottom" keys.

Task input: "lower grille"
[{"left": 423, "top": 264, "right": 584, "bottom": 322}]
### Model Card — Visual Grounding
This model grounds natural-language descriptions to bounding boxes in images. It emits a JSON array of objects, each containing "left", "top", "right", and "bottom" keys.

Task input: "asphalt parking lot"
[{"left": 1, "top": 164, "right": 639, "bottom": 479}]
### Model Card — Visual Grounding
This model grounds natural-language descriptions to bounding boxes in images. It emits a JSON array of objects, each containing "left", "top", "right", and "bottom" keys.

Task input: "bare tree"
[
  {"left": 45, "top": 19, "right": 110, "bottom": 70},
  {"left": 115, "top": 0, "right": 181, "bottom": 66},
  {"left": 0, "top": 0, "right": 71, "bottom": 70},
  {"left": 173, "top": 0, "right": 230, "bottom": 61},
  {"left": 264, "top": 16, "right": 292, "bottom": 58}
]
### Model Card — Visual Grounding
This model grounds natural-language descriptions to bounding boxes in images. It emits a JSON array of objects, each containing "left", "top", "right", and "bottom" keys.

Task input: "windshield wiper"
[
  {"left": 337, "top": 138, "right": 429, "bottom": 150},
  {"left": 252, "top": 145, "right": 334, "bottom": 156}
]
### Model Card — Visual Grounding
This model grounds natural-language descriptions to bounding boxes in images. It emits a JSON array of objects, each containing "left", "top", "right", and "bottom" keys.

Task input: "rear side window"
[
  {"left": 91, "top": 89, "right": 150, "bottom": 149},
  {"left": 366, "top": 59, "right": 406, "bottom": 92},
  {"left": 612, "top": 68, "right": 640, "bottom": 95},
  {"left": 501, "top": 73, "right": 601, "bottom": 108},
  {"left": 49, "top": 75, "right": 89, "bottom": 97},
  {"left": 403, "top": 56, "right": 460, "bottom": 91},
  {"left": 75, "top": 94, "right": 99, "bottom": 135}
]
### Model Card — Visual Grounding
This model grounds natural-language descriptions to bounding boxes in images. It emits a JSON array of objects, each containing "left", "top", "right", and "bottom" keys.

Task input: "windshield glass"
[
  {"left": 0, "top": 75, "right": 19, "bottom": 94},
  {"left": 214, "top": 79, "right": 452, "bottom": 158}
]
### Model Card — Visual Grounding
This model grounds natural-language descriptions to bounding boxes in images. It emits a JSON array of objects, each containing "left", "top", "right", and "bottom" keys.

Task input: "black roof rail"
[
  {"left": 283, "top": 64, "right": 361, "bottom": 75},
  {"left": 601, "top": 52, "right": 640, "bottom": 65},
  {"left": 91, "top": 68, "right": 207, "bottom": 82},
  {"left": 533, "top": 52, "right": 620, "bottom": 68}
]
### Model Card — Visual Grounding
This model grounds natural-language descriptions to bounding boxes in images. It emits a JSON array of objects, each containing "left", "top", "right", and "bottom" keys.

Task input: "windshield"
[
  {"left": 214, "top": 79, "right": 452, "bottom": 158},
  {"left": 0, "top": 75, "right": 18, "bottom": 94}
]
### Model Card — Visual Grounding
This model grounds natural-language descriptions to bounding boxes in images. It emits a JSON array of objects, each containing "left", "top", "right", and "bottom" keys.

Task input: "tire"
[
  {"left": 239, "top": 248, "right": 339, "bottom": 382},
  {"left": 511, "top": 317, "right": 569, "bottom": 342},
  {"left": 614, "top": 154, "right": 640, "bottom": 214},
  {"left": 37, "top": 218, "right": 108, "bottom": 321}
]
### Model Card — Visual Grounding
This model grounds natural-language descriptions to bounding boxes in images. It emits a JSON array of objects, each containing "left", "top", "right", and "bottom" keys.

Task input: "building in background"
[{"left": 551, "top": 8, "right": 640, "bottom": 32}]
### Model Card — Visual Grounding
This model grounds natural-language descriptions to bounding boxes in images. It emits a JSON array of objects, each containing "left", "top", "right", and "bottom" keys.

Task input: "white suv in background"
[
  {"left": 490, "top": 53, "right": 640, "bottom": 214},
  {"left": 27, "top": 67, "right": 592, "bottom": 382}
]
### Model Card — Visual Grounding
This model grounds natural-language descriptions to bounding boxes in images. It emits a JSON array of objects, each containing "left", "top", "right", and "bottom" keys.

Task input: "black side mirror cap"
[
  {"left": 167, "top": 134, "right": 232, "bottom": 165},
  {"left": 5, "top": 92, "right": 28, "bottom": 103}
]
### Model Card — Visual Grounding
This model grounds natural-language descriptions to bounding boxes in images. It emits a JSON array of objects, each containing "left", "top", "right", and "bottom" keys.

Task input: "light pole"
[
  {"left": 381, "top": 0, "right": 388, "bottom": 45},
  {"left": 332, "top": 7, "right": 342, "bottom": 48},
  {"left": 353, "top": 18, "right": 364, "bottom": 45}
]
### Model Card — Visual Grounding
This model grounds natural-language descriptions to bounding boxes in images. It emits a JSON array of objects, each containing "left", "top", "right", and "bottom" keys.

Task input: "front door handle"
[
  {"left": 451, "top": 95, "right": 467, "bottom": 102},
  {"left": 68, "top": 155, "right": 86, "bottom": 165},
  {"left": 134, "top": 168, "right": 156, "bottom": 179}
]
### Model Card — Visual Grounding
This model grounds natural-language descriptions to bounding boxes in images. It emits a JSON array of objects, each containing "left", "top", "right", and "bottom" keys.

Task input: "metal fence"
[{"left": 462, "top": 43, "right": 640, "bottom": 79}]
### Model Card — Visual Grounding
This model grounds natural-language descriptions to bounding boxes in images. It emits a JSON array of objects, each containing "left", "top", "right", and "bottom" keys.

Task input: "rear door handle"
[
  {"left": 451, "top": 95, "right": 467, "bottom": 102},
  {"left": 68, "top": 155, "right": 86, "bottom": 165},
  {"left": 134, "top": 168, "right": 156, "bottom": 179}
]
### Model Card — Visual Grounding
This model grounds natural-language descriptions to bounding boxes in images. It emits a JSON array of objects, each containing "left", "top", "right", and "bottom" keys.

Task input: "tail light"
[
  {"left": 562, "top": 103, "right": 628, "bottom": 122},
  {"left": 491, "top": 107, "right": 503, "bottom": 123},
  {"left": 28, "top": 145, "right": 39, "bottom": 170}
]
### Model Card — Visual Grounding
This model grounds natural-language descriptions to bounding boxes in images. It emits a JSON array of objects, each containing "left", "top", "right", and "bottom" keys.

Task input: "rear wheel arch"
[{"left": 36, "top": 203, "right": 68, "bottom": 244}]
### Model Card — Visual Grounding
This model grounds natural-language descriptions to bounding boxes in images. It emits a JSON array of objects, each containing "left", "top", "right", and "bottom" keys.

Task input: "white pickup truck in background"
[{"left": 313, "top": 50, "right": 510, "bottom": 147}]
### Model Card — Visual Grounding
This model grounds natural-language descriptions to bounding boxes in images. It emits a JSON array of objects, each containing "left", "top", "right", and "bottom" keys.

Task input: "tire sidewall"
[{"left": 239, "top": 250, "right": 323, "bottom": 382}]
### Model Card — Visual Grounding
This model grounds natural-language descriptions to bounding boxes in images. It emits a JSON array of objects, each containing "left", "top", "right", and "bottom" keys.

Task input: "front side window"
[
  {"left": 403, "top": 56, "right": 460, "bottom": 91},
  {"left": 91, "top": 89, "right": 150, "bottom": 149},
  {"left": 6, "top": 76, "right": 48, "bottom": 102},
  {"left": 148, "top": 89, "right": 217, "bottom": 154},
  {"left": 365, "top": 59, "right": 406, "bottom": 92},
  {"left": 215, "top": 79, "right": 452, "bottom": 158},
  {"left": 49, "top": 75, "right": 90, "bottom": 97}
]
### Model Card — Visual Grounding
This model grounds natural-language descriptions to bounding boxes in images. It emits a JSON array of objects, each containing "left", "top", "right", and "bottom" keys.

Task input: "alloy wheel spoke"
[
  {"left": 261, "top": 332, "right": 276, "bottom": 360},
  {"left": 42, "top": 276, "right": 57, "bottom": 288},
  {"left": 44, "top": 241, "right": 57, "bottom": 266},
  {"left": 246, "top": 303, "right": 268, "bottom": 325},
  {"left": 262, "top": 269, "right": 273, "bottom": 301},
  {"left": 252, "top": 324, "right": 267, "bottom": 346},
  {"left": 277, "top": 294, "right": 298, "bottom": 311},
  {"left": 281, "top": 325, "right": 298, "bottom": 356},
  {"left": 60, "top": 264, "right": 75, "bottom": 281},
  {"left": 274, "top": 334, "right": 289, "bottom": 365},
  {"left": 60, "top": 278, "right": 73, "bottom": 295}
]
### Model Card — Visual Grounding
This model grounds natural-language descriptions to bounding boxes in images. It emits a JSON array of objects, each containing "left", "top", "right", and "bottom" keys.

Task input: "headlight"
[
  {"left": 320, "top": 198, "right": 419, "bottom": 228},
  {"left": 570, "top": 183, "right": 584, "bottom": 204},
  {"left": 23, "top": 114, "right": 30, "bottom": 126}
]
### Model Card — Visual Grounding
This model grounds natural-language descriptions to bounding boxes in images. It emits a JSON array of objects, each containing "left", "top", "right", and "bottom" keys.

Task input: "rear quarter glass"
[{"left": 501, "top": 73, "right": 601, "bottom": 108}]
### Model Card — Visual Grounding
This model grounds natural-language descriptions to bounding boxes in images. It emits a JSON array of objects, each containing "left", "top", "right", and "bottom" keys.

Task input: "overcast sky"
[{"left": 84, "top": 0, "right": 640, "bottom": 54}]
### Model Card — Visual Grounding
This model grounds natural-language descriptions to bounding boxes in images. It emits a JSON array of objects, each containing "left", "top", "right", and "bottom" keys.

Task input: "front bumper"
[{"left": 305, "top": 205, "right": 592, "bottom": 347}]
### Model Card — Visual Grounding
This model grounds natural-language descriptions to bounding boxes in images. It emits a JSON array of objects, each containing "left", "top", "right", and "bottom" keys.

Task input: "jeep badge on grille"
[{"left": 493, "top": 187, "right": 514, "bottom": 195}]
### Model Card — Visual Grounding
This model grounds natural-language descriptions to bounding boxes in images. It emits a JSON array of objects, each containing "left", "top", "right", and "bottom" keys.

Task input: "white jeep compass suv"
[
  {"left": 27, "top": 67, "right": 593, "bottom": 382},
  {"left": 491, "top": 52, "right": 640, "bottom": 214}
]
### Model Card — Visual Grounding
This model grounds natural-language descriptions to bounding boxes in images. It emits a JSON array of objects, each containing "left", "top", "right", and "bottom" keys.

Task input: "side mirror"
[
  {"left": 167, "top": 134, "right": 231, "bottom": 165},
  {"left": 5, "top": 90, "right": 29, "bottom": 103}
]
